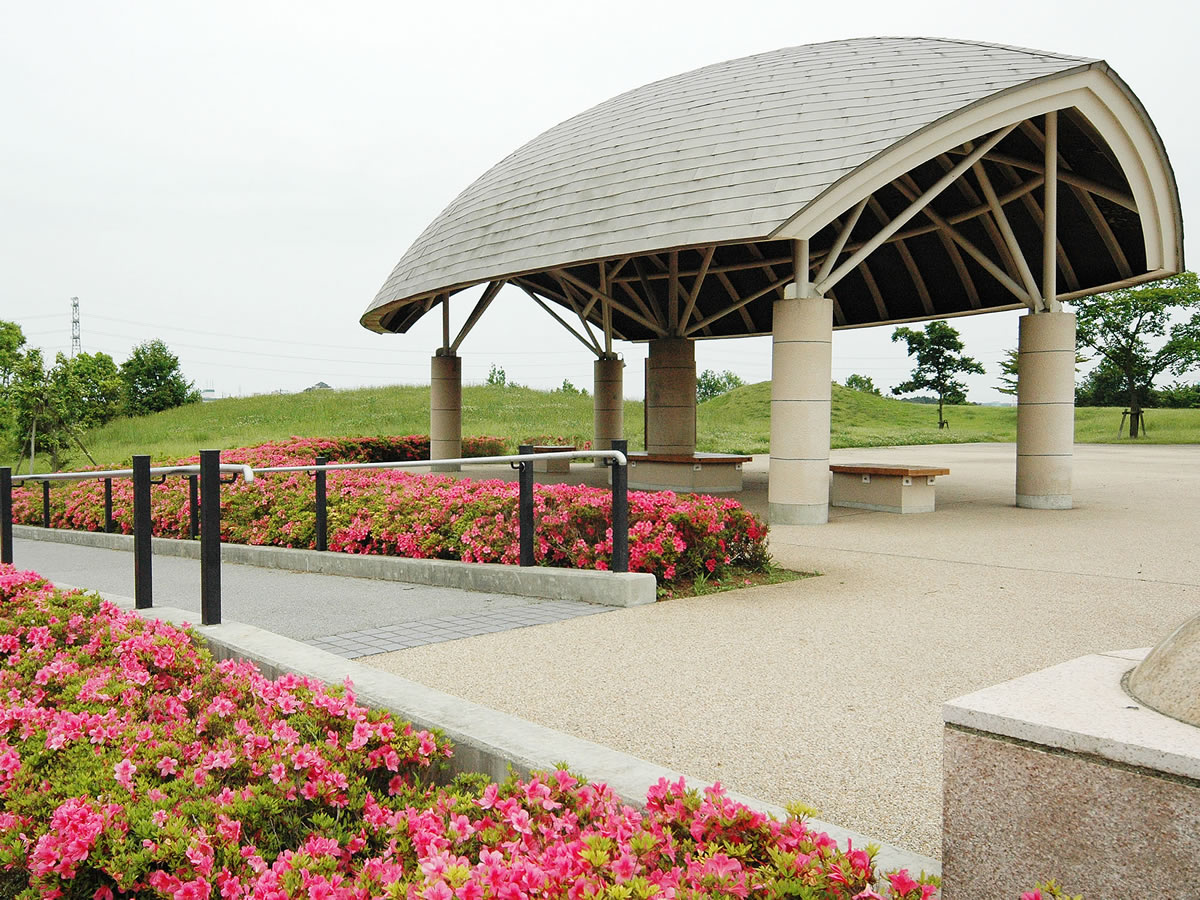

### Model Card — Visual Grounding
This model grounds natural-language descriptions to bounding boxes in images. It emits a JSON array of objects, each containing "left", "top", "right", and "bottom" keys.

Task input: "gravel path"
[{"left": 361, "top": 443, "right": 1200, "bottom": 859}]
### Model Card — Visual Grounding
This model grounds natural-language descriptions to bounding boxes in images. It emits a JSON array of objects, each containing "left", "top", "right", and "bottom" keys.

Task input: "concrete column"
[
  {"left": 1016, "top": 310, "right": 1075, "bottom": 509},
  {"left": 593, "top": 355, "right": 624, "bottom": 467},
  {"left": 430, "top": 352, "right": 462, "bottom": 472},
  {"left": 768, "top": 285, "right": 833, "bottom": 525},
  {"left": 644, "top": 338, "right": 696, "bottom": 455}
]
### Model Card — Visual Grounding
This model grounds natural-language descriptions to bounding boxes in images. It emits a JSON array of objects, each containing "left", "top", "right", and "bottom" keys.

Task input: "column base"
[
  {"left": 768, "top": 501, "right": 829, "bottom": 526},
  {"left": 1016, "top": 493, "right": 1072, "bottom": 510}
]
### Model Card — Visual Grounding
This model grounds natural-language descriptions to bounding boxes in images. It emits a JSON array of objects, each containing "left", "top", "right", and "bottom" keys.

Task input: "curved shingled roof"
[{"left": 363, "top": 36, "right": 1182, "bottom": 342}]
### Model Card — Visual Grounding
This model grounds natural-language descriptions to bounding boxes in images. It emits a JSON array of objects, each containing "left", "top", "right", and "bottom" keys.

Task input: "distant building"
[{"left": 304, "top": 381, "right": 333, "bottom": 392}]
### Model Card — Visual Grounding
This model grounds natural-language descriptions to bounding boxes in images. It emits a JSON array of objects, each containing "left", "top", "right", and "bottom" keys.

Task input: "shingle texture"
[{"left": 365, "top": 37, "right": 1093, "bottom": 328}]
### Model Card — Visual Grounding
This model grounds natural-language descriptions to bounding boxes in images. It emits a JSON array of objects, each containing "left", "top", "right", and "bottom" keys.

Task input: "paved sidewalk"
[{"left": 12, "top": 539, "right": 613, "bottom": 657}]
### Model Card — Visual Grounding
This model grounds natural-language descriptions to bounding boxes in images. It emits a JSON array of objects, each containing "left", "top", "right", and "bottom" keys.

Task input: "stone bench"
[
  {"left": 829, "top": 463, "right": 950, "bottom": 514},
  {"left": 625, "top": 451, "right": 752, "bottom": 493},
  {"left": 532, "top": 445, "right": 575, "bottom": 473}
]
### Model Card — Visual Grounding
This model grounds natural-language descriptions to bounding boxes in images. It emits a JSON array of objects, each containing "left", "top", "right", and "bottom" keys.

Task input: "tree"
[
  {"left": 5, "top": 349, "right": 89, "bottom": 471},
  {"left": 996, "top": 347, "right": 1087, "bottom": 397},
  {"left": 843, "top": 374, "right": 881, "bottom": 395},
  {"left": 1075, "top": 357, "right": 1150, "bottom": 408},
  {"left": 485, "top": 364, "right": 507, "bottom": 387},
  {"left": 0, "top": 320, "right": 26, "bottom": 388},
  {"left": 696, "top": 369, "right": 745, "bottom": 402},
  {"left": 62, "top": 351, "right": 123, "bottom": 427},
  {"left": 891, "top": 320, "right": 984, "bottom": 429},
  {"left": 120, "top": 339, "right": 201, "bottom": 416},
  {"left": 1072, "top": 272, "right": 1200, "bottom": 437}
]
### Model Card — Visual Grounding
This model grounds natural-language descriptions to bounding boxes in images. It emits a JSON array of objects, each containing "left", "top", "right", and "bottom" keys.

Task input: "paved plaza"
[{"left": 360, "top": 442, "right": 1200, "bottom": 859}]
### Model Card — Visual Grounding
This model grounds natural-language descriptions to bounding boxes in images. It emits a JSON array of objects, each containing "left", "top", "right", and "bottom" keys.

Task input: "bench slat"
[{"left": 830, "top": 464, "right": 950, "bottom": 478}]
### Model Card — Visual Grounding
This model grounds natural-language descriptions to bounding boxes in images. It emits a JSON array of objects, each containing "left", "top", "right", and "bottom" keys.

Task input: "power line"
[{"left": 82, "top": 313, "right": 590, "bottom": 356}]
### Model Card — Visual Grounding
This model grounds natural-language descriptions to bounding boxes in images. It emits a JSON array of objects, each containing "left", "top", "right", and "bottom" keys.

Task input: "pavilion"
[{"left": 361, "top": 36, "right": 1183, "bottom": 524}]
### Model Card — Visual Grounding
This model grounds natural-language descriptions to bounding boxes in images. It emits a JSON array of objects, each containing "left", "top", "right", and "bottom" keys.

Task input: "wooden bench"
[
  {"left": 829, "top": 463, "right": 950, "bottom": 514},
  {"left": 532, "top": 445, "right": 575, "bottom": 473},
  {"left": 624, "top": 451, "right": 752, "bottom": 493}
]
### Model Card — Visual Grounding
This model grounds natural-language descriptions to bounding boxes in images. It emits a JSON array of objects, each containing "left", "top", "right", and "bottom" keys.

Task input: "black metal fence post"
[
  {"left": 314, "top": 455, "right": 327, "bottom": 552},
  {"left": 42, "top": 481, "right": 50, "bottom": 528},
  {"left": 518, "top": 444, "right": 534, "bottom": 566},
  {"left": 199, "top": 449, "right": 222, "bottom": 625},
  {"left": 188, "top": 475, "right": 199, "bottom": 540},
  {"left": 132, "top": 455, "right": 152, "bottom": 609},
  {"left": 104, "top": 478, "right": 114, "bottom": 533},
  {"left": 0, "top": 467, "right": 12, "bottom": 565},
  {"left": 610, "top": 439, "right": 629, "bottom": 573}
]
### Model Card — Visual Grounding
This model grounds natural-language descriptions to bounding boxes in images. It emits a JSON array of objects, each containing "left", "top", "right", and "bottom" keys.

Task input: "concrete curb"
[
  {"left": 13, "top": 525, "right": 656, "bottom": 608},
  {"left": 60, "top": 582, "right": 939, "bottom": 879}
]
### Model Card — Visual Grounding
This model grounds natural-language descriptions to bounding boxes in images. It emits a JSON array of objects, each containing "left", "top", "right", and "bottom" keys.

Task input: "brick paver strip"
[{"left": 311, "top": 599, "right": 615, "bottom": 658}]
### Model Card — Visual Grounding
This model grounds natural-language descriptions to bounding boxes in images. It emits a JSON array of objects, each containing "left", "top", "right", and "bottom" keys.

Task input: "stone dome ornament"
[{"left": 1127, "top": 610, "right": 1200, "bottom": 727}]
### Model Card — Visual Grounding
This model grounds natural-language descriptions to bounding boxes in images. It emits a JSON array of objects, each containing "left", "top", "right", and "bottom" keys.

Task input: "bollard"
[
  {"left": 104, "top": 478, "right": 114, "bottom": 533},
  {"left": 315, "top": 455, "right": 327, "bottom": 552},
  {"left": 132, "top": 455, "right": 153, "bottom": 609},
  {"left": 42, "top": 481, "right": 51, "bottom": 528},
  {"left": 518, "top": 444, "right": 535, "bottom": 567},
  {"left": 0, "top": 467, "right": 12, "bottom": 565},
  {"left": 199, "top": 449, "right": 222, "bottom": 626},
  {"left": 188, "top": 474, "right": 199, "bottom": 540},
  {"left": 611, "top": 439, "right": 629, "bottom": 573}
]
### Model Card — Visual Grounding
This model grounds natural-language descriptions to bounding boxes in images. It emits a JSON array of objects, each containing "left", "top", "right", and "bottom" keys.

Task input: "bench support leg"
[
  {"left": 768, "top": 282, "right": 832, "bottom": 525},
  {"left": 1016, "top": 310, "right": 1075, "bottom": 510}
]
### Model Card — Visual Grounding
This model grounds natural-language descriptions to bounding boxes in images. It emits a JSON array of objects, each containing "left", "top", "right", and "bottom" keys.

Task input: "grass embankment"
[
  {"left": 24, "top": 385, "right": 645, "bottom": 469},
  {"left": 4, "top": 382, "right": 1198, "bottom": 471}
]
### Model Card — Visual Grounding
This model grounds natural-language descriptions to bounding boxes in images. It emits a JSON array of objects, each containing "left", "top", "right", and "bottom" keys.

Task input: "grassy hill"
[{"left": 4, "top": 382, "right": 1197, "bottom": 470}]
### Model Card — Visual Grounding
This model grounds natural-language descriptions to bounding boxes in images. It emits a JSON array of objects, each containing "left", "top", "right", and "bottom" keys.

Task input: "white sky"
[{"left": 1, "top": 0, "right": 1195, "bottom": 403}]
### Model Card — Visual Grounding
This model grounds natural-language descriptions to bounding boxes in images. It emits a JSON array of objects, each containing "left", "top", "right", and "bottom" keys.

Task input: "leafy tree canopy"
[
  {"left": 891, "top": 320, "right": 984, "bottom": 428},
  {"left": 119, "top": 339, "right": 201, "bottom": 416},
  {"left": 843, "top": 374, "right": 881, "bottom": 395},
  {"left": 697, "top": 369, "right": 745, "bottom": 403},
  {"left": 0, "top": 320, "right": 26, "bottom": 387},
  {"left": 1071, "top": 271, "right": 1200, "bottom": 436},
  {"left": 5, "top": 349, "right": 91, "bottom": 471},
  {"left": 62, "top": 351, "right": 123, "bottom": 428}
]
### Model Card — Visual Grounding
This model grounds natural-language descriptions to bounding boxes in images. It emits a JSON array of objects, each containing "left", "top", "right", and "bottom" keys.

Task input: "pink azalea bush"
[
  {"left": 11, "top": 436, "right": 769, "bottom": 585},
  {"left": 0, "top": 566, "right": 948, "bottom": 899}
]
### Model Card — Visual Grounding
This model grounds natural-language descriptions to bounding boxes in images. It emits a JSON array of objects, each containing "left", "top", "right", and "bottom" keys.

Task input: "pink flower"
[
  {"left": 889, "top": 870, "right": 921, "bottom": 895},
  {"left": 157, "top": 756, "right": 178, "bottom": 776},
  {"left": 113, "top": 758, "right": 136, "bottom": 790}
]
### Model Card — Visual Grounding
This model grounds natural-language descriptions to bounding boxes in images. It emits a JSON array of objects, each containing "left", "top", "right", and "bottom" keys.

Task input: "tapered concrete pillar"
[
  {"left": 1016, "top": 310, "right": 1076, "bottom": 509},
  {"left": 593, "top": 355, "right": 624, "bottom": 467},
  {"left": 768, "top": 285, "right": 833, "bottom": 525},
  {"left": 430, "top": 352, "right": 462, "bottom": 472},
  {"left": 645, "top": 338, "right": 696, "bottom": 455}
]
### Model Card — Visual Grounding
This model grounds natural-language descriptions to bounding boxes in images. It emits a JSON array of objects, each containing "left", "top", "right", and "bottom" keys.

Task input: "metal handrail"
[
  {"left": 0, "top": 442, "right": 632, "bottom": 630},
  {"left": 10, "top": 463, "right": 255, "bottom": 484},
  {"left": 252, "top": 449, "right": 626, "bottom": 475}
]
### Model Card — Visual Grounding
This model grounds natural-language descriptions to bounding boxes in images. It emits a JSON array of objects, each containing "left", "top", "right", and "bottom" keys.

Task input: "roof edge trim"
[{"left": 773, "top": 65, "right": 1183, "bottom": 278}]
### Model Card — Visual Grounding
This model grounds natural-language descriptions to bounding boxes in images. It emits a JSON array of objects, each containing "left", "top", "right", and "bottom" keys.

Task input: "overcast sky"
[{"left": 2, "top": 0, "right": 1195, "bottom": 403}]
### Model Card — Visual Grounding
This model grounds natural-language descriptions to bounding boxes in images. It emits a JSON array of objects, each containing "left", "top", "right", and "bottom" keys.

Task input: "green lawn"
[{"left": 5, "top": 382, "right": 1197, "bottom": 471}]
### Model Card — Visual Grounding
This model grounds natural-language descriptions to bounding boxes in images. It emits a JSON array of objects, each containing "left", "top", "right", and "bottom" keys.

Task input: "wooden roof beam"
[{"left": 815, "top": 124, "right": 1016, "bottom": 294}]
